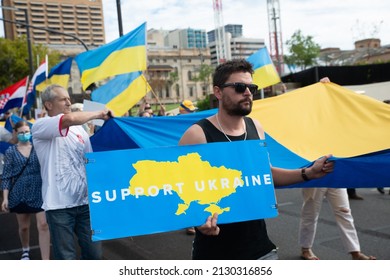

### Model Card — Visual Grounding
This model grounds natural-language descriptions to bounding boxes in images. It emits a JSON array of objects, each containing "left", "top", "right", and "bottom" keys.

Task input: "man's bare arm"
[{"left": 178, "top": 124, "right": 207, "bottom": 146}]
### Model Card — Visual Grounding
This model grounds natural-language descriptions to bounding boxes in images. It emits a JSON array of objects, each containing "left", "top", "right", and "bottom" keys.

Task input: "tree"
[
  {"left": 195, "top": 94, "right": 212, "bottom": 111},
  {"left": 194, "top": 64, "right": 214, "bottom": 84},
  {"left": 0, "top": 37, "right": 61, "bottom": 88},
  {"left": 192, "top": 63, "right": 214, "bottom": 102},
  {"left": 168, "top": 69, "right": 179, "bottom": 101},
  {"left": 168, "top": 70, "right": 179, "bottom": 87},
  {"left": 191, "top": 64, "right": 214, "bottom": 111},
  {"left": 193, "top": 64, "right": 214, "bottom": 88},
  {"left": 284, "top": 30, "right": 321, "bottom": 71}
]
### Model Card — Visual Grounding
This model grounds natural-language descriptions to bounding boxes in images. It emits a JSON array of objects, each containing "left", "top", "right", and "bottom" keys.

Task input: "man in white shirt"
[{"left": 32, "top": 84, "right": 112, "bottom": 260}]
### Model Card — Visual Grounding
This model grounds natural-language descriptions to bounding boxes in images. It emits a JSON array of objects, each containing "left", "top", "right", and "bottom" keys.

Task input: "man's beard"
[{"left": 222, "top": 96, "right": 253, "bottom": 116}]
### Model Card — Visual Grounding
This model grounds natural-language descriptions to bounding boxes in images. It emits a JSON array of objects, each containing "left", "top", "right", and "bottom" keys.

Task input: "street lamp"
[
  {"left": 116, "top": 0, "right": 123, "bottom": 37},
  {"left": 0, "top": 5, "right": 34, "bottom": 77},
  {"left": 0, "top": 11, "right": 89, "bottom": 51}
]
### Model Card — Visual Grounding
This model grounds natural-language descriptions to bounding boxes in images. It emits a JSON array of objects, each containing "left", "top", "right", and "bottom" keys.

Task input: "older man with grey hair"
[{"left": 31, "top": 84, "right": 113, "bottom": 260}]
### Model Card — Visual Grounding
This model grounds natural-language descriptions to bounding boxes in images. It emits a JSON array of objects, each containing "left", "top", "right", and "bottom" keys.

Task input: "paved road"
[{"left": 1, "top": 188, "right": 389, "bottom": 260}]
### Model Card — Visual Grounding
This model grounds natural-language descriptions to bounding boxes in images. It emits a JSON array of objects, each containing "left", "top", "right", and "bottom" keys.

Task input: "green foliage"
[
  {"left": 196, "top": 94, "right": 212, "bottom": 111},
  {"left": 168, "top": 70, "right": 179, "bottom": 85},
  {"left": 193, "top": 64, "right": 214, "bottom": 84},
  {"left": 0, "top": 37, "right": 61, "bottom": 88},
  {"left": 284, "top": 30, "right": 321, "bottom": 70},
  {"left": 192, "top": 64, "right": 214, "bottom": 111}
]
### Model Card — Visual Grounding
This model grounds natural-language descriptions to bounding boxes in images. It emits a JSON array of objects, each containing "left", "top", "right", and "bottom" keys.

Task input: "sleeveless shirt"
[{"left": 192, "top": 117, "right": 276, "bottom": 260}]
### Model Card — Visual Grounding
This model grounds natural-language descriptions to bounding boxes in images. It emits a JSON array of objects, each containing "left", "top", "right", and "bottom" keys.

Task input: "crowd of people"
[{"left": 0, "top": 59, "right": 382, "bottom": 260}]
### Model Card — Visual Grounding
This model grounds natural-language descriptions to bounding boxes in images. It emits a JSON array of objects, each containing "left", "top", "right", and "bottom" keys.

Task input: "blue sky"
[
  {"left": 1, "top": 0, "right": 389, "bottom": 52},
  {"left": 102, "top": 0, "right": 390, "bottom": 51}
]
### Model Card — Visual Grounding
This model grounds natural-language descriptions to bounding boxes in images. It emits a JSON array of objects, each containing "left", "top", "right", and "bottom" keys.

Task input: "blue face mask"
[{"left": 17, "top": 133, "right": 31, "bottom": 143}]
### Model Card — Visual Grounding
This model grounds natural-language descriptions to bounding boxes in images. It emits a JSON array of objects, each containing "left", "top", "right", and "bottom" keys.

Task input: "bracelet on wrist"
[{"left": 301, "top": 168, "right": 310, "bottom": 181}]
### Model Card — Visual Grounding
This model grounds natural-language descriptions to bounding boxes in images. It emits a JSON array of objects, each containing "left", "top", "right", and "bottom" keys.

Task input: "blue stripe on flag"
[{"left": 92, "top": 72, "right": 141, "bottom": 104}]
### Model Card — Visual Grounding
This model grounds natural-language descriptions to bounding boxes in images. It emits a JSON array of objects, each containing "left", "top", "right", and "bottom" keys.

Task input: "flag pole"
[
  {"left": 141, "top": 74, "right": 165, "bottom": 113},
  {"left": 19, "top": 76, "right": 30, "bottom": 117},
  {"left": 45, "top": 54, "right": 48, "bottom": 78},
  {"left": 44, "top": 54, "right": 49, "bottom": 85}
]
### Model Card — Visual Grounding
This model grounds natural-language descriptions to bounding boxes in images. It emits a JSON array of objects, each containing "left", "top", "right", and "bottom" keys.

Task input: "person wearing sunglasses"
[{"left": 179, "top": 59, "right": 334, "bottom": 260}]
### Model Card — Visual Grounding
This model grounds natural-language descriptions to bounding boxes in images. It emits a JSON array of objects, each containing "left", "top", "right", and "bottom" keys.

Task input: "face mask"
[{"left": 17, "top": 133, "right": 31, "bottom": 143}]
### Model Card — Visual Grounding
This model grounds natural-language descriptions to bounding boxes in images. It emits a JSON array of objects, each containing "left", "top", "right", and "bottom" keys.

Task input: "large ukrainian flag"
[
  {"left": 35, "top": 57, "right": 73, "bottom": 91},
  {"left": 75, "top": 22, "right": 147, "bottom": 90},
  {"left": 250, "top": 82, "right": 390, "bottom": 161},
  {"left": 91, "top": 71, "right": 151, "bottom": 116},
  {"left": 250, "top": 82, "right": 390, "bottom": 188},
  {"left": 247, "top": 47, "right": 281, "bottom": 89},
  {"left": 90, "top": 83, "right": 390, "bottom": 189}
]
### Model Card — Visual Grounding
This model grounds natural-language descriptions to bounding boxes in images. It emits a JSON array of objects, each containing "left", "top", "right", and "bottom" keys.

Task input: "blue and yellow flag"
[
  {"left": 36, "top": 57, "right": 73, "bottom": 91},
  {"left": 90, "top": 83, "right": 390, "bottom": 189},
  {"left": 247, "top": 47, "right": 281, "bottom": 89},
  {"left": 91, "top": 71, "right": 151, "bottom": 116},
  {"left": 75, "top": 22, "right": 147, "bottom": 90},
  {"left": 250, "top": 82, "right": 390, "bottom": 161}
]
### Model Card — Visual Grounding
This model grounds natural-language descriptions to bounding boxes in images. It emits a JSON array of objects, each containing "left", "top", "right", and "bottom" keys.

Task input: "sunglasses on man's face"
[{"left": 220, "top": 82, "right": 258, "bottom": 94}]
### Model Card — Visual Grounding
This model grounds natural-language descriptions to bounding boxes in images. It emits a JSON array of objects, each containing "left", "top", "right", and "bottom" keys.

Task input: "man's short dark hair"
[{"left": 213, "top": 59, "right": 254, "bottom": 87}]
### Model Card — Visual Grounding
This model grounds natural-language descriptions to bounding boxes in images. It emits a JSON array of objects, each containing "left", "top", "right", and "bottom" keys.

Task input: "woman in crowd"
[{"left": 1, "top": 120, "right": 50, "bottom": 260}]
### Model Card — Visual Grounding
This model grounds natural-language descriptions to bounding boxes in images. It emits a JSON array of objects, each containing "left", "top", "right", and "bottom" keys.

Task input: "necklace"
[{"left": 215, "top": 113, "right": 247, "bottom": 142}]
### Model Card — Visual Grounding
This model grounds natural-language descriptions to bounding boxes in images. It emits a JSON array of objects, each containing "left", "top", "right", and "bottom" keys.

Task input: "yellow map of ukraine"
[{"left": 128, "top": 153, "right": 244, "bottom": 216}]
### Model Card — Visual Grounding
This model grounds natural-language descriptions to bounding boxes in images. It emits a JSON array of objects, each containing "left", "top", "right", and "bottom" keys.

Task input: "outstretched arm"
[
  {"left": 272, "top": 155, "right": 334, "bottom": 187},
  {"left": 60, "top": 109, "right": 114, "bottom": 130}
]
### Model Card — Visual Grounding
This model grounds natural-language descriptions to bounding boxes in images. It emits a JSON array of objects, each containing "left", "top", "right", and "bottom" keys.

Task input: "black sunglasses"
[{"left": 220, "top": 82, "right": 258, "bottom": 94}]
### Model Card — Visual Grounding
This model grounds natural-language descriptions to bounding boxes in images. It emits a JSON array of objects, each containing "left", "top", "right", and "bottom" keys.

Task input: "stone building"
[{"left": 146, "top": 47, "right": 211, "bottom": 105}]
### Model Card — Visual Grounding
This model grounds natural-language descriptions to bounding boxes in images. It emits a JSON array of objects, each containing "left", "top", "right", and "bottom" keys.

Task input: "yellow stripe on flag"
[
  {"left": 81, "top": 46, "right": 146, "bottom": 90},
  {"left": 252, "top": 64, "right": 281, "bottom": 89},
  {"left": 250, "top": 82, "right": 390, "bottom": 160},
  {"left": 106, "top": 75, "right": 151, "bottom": 116}
]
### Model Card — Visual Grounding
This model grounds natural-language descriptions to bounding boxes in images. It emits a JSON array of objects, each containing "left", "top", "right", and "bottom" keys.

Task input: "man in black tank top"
[{"left": 179, "top": 59, "right": 334, "bottom": 260}]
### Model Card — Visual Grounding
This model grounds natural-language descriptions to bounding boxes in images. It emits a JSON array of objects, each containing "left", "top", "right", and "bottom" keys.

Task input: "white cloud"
[
  {"left": 103, "top": 0, "right": 390, "bottom": 51},
  {"left": 1, "top": 0, "right": 389, "bottom": 52}
]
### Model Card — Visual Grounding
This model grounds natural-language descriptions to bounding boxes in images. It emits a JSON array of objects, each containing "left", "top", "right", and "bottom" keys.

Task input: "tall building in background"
[
  {"left": 207, "top": 24, "right": 243, "bottom": 43},
  {"left": 147, "top": 28, "right": 170, "bottom": 48},
  {"left": 1, "top": 0, "right": 105, "bottom": 52},
  {"left": 228, "top": 36, "right": 265, "bottom": 60},
  {"left": 165, "top": 28, "right": 207, "bottom": 49},
  {"left": 208, "top": 24, "right": 265, "bottom": 65}
]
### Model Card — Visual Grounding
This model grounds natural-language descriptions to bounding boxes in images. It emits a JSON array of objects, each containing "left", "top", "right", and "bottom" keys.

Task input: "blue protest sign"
[{"left": 86, "top": 140, "right": 278, "bottom": 241}]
